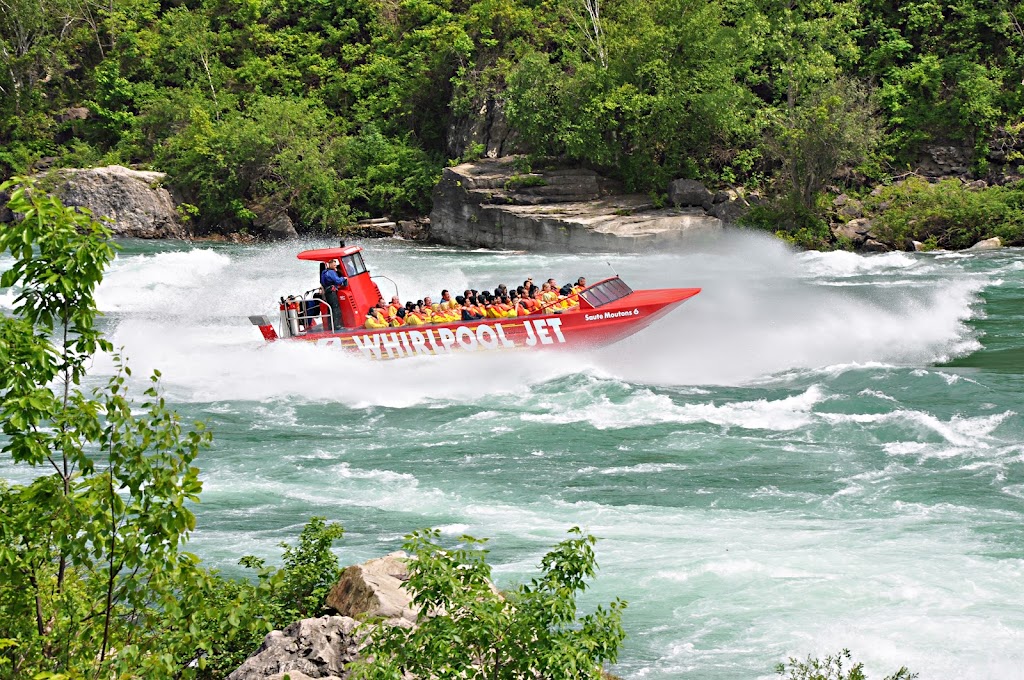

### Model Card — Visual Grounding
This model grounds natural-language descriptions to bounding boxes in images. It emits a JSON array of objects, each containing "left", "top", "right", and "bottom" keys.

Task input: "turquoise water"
[{"left": 2, "top": 232, "right": 1022, "bottom": 679}]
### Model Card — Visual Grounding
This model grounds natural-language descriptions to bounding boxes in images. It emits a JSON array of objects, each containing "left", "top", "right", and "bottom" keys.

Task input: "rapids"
[{"left": 2, "top": 232, "right": 1022, "bottom": 679}]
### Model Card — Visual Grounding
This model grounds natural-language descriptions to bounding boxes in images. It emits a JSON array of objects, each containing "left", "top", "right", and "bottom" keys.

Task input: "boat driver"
[{"left": 320, "top": 258, "right": 347, "bottom": 331}]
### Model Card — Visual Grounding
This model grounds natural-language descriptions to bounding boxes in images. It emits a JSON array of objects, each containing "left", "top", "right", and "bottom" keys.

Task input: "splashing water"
[{"left": 3, "top": 233, "right": 1023, "bottom": 680}]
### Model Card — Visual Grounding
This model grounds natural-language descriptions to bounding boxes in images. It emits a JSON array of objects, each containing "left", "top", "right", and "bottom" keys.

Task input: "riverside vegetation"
[
  {"left": 3, "top": 0, "right": 1024, "bottom": 248},
  {"left": 0, "top": 183, "right": 922, "bottom": 678}
]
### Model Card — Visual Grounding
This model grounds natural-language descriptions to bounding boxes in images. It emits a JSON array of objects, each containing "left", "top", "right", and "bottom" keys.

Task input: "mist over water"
[{"left": 3, "top": 232, "right": 1023, "bottom": 679}]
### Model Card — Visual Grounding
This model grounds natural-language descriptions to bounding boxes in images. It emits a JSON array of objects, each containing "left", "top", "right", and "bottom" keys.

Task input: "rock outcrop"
[
  {"left": 968, "top": 236, "right": 1003, "bottom": 250},
  {"left": 230, "top": 553, "right": 416, "bottom": 679},
  {"left": 325, "top": 552, "right": 417, "bottom": 627},
  {"left": 446, "top": 97, "right": 520, "bottom": 160},
  {"left": 430, "top": 157, "right": 723, "bottom": 251},
  {"left": 45, "top": 165, "right": 187, "bottom": 239},
  {"left": 227, "top": 616, "right": 358, "bottom": 680}
]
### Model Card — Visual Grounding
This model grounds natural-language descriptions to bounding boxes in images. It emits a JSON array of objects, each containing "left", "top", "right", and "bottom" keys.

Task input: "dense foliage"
[{"left": 3, "top": 0, "right": 1024, "bottom": 235}]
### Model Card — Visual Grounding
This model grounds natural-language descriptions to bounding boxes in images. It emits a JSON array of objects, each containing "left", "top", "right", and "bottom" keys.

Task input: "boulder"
[
  {"left": 430, "top": 158, "right": 722, "bottom": 251},
  {"left": 710, "top": 197, "right": 751, "bottom": 226},
  {"left": 832, "top": 194, "right": 864, "bottom": 220},
  {"left": 912, "top": 240, "right": 926, "bottom": 251},
  {"left": 46, "top": 165, "right": 186, "bottom": 239},
  {"left": 396, "top": 218, "right": 430, "bottom": 240},
  {"left": 227, "top": 615, "right": 358, "bottom": 680},
  {"left": 325, "top": 552, "right": 417, "bottom": 627},
  {"left": 917, "top": 144, "right": 971, "bottom": 177},
  {"left": 968, "top": 236, "right": 1002, "bottom": 250},
  {"left": 832, "top": 217, "right": 873, "bottom": 244},
  {"left": 668, "top": 179, "right": 713, "bottom": 210},
  {"left": 861, "top": 239, "right": 891, "bottom": 252},
  {"left": 831, "top": 221, "right": 867, "bottom": 244},
  {"left": 253, "top": 204, "right": 299, "bottom": 240}
]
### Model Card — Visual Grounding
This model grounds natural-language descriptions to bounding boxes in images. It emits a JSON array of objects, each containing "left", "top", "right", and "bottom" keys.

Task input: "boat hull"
[{"left": 280, "top": 287, "right": 700, "bottom": 360}]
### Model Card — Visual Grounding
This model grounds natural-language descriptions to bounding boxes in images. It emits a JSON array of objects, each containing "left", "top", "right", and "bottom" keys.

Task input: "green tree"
[
  {"left": 0, "top": 179, "right": 213, "bottom": 677},
  {"left": 351, "top": 527, "right": 626, "bottom": 680},
  {"left": 763, "top": 76, "right": 879, "bottom": 209}
]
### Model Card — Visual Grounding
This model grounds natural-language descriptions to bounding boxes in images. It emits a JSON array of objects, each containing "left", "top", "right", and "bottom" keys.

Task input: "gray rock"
[
  {"left": 56, "top": 107, "right": 90, "bottom": 123},
  {"left": 396, "top": 218, "right": 430, "bottom": 240},
  {"left": 227, "top": 615, "right": 358, "bottom": 680},
  {"left": 254, "top": 205, "right": 298, "bottom": 240},
  {"left": 710, "top": 198, "right": 750, "bottom": 226},
  {"left": 46, "top": 165, "right": 186, "bottom": 239},
  {"left": 446, "top": 97, "right": 520, "bottom": 160},
  {"left": 267, "top": 672, "right": 339, "bottom": 680},
  {"left": 918, "top": 144, "right": 971, "bottom": 177},
  {"left": 430, "top": 159, "right": 722, "bottom": 251},
  {"left": 912, "top": 240, "right": 926, "bottom": 251},
  {"left": 966, "top": 179, "right": 989, "bottom": 190},
  {"left": 831, "top": 221, "right": 867, "bottom": 244},
  {"left": 968, "top": 236, "right": 1002, "bottom": 250},
  {"left": 833, "top": 194, "right": 864, "bottom": 219},
  {"left": 861, "top": 239, "right": 891, "bottom": 252},
  {"left": 326, "top": 552, "right": 417, "bottom": 627},
  {"left": 667, "top": 179, "right": 713, "bottom": 210}
]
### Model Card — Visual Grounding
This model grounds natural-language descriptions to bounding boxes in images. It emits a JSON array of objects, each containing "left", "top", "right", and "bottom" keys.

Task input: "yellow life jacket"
[
  {"left": 365, "top": 316, "right": 387, "bottom": 329},
  {"left": 405, "top": 312, "right": 424, "bottom": 326}
]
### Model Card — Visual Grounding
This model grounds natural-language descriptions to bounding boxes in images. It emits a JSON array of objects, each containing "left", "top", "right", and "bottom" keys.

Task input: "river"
[{"left": 2, "top": 231, "right": 1022, "bottom": 679}]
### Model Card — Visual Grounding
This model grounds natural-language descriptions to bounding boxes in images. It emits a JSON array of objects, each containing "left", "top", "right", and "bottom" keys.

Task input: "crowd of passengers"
[{"left": 363, "top": 276, "right": 588, "bottom": 329}]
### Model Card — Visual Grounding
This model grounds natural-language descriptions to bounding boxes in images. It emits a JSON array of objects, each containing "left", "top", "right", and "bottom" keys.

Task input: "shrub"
[
  {"left": 776, "top": 649, "right": 916, "bottom": 680},
  {"left": 867, "top": 177, "right": 1024, "bottom": 248}
]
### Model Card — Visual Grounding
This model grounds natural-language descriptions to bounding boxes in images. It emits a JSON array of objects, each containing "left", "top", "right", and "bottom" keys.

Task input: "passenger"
[
  {"left": 387, "top": 296, "right": 402, "bottom": 318},
  {"left": 320, "top": 259, "right": 347, "bottom": 331},
  {"left": 458, "top": 296, "right": 483, "bottom": 321},
  {"left": 391, "top": 308, "right": 407, "bottom": 327},
  {"left": 540, "top": 282, "right": 558, "bottom": 305},
  {"left": 441, "top": 289, "right": 452, "bottom": 304},
  {"left": 365, "top": 306, "right": 388, "bottom": 329},
  {"left": 406, "top": 305, "right": 425, "bottom": 326}
]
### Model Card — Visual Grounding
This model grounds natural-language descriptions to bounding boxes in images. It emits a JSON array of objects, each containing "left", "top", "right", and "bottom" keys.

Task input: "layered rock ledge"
[{"left": 429, "top": 157, "right": 726, "bottom": 251}]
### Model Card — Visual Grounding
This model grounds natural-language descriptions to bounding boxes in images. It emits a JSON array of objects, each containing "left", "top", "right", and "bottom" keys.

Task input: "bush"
[
  {"left": 776, "top": 649, "right": 916, "bottom": 680},
  {"left": 866, "top": 177, "right": 1024, "bottom": 249}
]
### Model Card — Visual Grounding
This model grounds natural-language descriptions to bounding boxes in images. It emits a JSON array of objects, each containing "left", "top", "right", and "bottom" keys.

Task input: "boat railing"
[{"left": 282, "top": 292, "right": 335, "bottom": 336}]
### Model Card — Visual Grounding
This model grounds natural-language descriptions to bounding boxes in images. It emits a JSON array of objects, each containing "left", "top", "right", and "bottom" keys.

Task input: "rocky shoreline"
[{"left": 2, "top": 160, "right": 1017, "bottom": 253}]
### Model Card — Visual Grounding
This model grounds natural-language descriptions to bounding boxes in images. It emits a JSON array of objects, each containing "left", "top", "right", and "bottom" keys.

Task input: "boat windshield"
[
  {"left": 580, "top": 278, "right": 633, "bottom": 308},
  {"left": 342, "top": 252, "right": 367, "bottom": 276}
]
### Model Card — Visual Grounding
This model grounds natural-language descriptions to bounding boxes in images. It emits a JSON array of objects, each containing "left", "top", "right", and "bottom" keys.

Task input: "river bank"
[{"left": 6, "top": 161, "right": 1022, "bottom": 254}]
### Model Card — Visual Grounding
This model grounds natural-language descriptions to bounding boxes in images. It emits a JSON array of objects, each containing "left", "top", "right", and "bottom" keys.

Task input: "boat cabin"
[{"left": 297, "top": 244, "right": 383, "bottom": 329}]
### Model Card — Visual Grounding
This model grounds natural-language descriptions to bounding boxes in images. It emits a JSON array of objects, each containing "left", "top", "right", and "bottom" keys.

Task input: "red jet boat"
[{"left": 249, "top": 245, "right": 700, "bottom": 360}]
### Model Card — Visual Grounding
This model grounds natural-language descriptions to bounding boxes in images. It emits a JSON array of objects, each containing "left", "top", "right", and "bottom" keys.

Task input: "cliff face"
[{"left": 429, "top": 157, "right": 725, "bottom": 251}]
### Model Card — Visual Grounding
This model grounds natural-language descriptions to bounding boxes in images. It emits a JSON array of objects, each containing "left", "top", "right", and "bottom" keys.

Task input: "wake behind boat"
[{"left": 249, "top": 244, "right": 700, "bottom": 360}]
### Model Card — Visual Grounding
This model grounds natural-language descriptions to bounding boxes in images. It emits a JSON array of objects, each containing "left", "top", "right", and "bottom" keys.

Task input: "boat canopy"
[{"left": 296, "top": 246, "right": 363, "bottom": 262}]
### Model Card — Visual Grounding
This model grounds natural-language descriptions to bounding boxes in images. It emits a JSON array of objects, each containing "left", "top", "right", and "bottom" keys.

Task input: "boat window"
[
  {"left": 341, "top": 253, "right": 367, "bottom": 276},
  {"left": 580, "top": 278, "right": 633, "bottom": 308}
]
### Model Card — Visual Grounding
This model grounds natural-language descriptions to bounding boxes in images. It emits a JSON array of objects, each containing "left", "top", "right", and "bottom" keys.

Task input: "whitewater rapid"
[{"left": 3, "top": 233, "right": 1023, "bottom": 680}]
